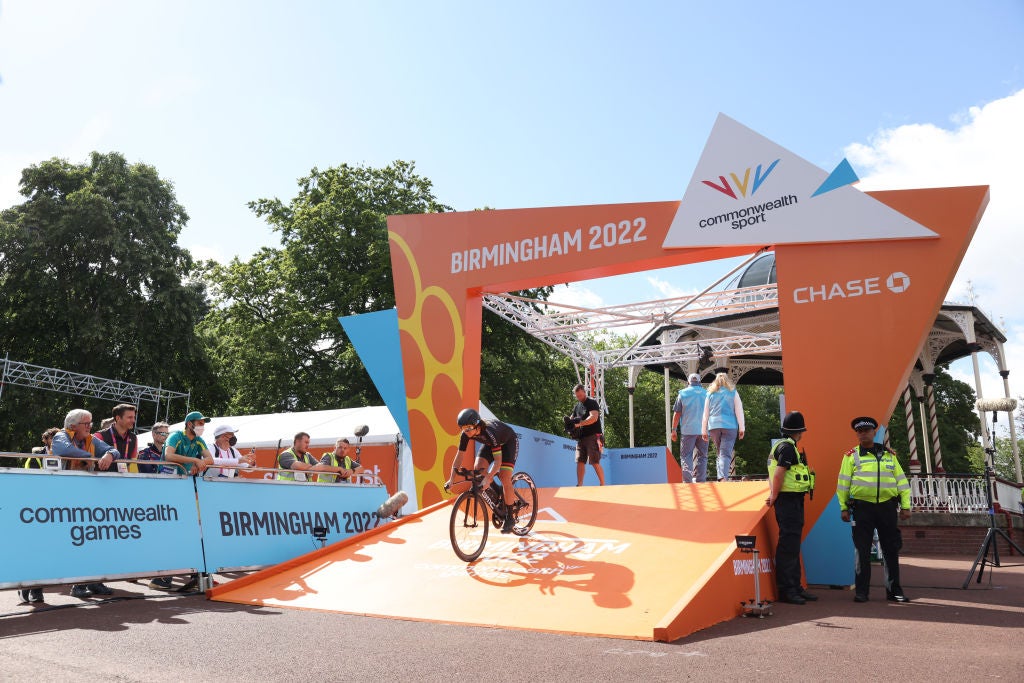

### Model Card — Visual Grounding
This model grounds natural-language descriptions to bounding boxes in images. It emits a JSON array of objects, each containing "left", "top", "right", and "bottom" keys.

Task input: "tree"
[
  {"left": 884, "top": 364, "right": 981, "bottom": 474},
  {"left": 201, "top": 162, "right": 453, "bottom": 413},
  {"left": 0, "top": 152, "right": 217, "bottom": 455}
]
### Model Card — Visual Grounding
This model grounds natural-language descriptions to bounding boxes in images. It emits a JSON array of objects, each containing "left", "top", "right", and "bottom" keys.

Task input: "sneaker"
[
  {"left": 88, "top": 583, "right": 113, "bottom": 596},
  {"left": 29, "top": 589, "right": 44, "bottom": 603},
  {"left": 70, "top": 584, "right": 93, "bottom": 599},
  {"left": 853, "top": 593, "right": 869, "bottom": 603},
  {"left": 17, "top": 589, "right": 30, "bottom": 603},
  {"left": 887, "top": 593, "right": 910, "bottom": 603},
  {"left": 149, "top": 577, "right": 175, "bottom": 591},
  {"left": 501, "top": 513, "right": 515, "bottom": 534},
  {"left": 176, "top": 575, "right": 201, "bottom": 593}
]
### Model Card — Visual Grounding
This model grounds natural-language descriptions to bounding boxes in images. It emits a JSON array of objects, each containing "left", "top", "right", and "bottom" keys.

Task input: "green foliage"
[
  {"left": 0, "top": 152, "right": 217, "bottom": 451},
  {"left": 884, "top": 365, "right": 981, "bottom": 474}
]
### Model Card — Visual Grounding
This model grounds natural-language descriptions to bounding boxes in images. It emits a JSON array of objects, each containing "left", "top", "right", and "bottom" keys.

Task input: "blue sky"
[{"left": 2, "top": 1, "right": 1023, "bottom": 422}]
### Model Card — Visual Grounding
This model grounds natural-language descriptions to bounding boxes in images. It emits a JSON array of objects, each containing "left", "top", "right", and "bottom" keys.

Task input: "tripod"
[{"left": 962, "top": 411, "right": 1024, "bottom": 588}]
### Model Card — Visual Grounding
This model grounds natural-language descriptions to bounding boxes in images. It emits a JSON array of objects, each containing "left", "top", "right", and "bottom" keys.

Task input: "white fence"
[{"left": 910, "top": 474, "right": 1023, "bottom": 514}]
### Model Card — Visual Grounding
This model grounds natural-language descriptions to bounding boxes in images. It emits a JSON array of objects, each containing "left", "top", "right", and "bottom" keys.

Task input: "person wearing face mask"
[
  {"left": 163, "top": 411, "right": 214, "bottom": 476},
  {"left": 209, "top": 424, "right": 255, "bottom": 477},
  {"left": 161, "top": 411, "right": 215, "bottom": 593}
]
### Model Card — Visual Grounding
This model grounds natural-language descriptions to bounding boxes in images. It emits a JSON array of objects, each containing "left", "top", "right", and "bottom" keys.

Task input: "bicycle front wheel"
[
  {"left": 511, "top": 471, "right": 538, "bottom": 536},
  {"left": 449, "top": 491, "right": 489, "bottom": 562}
]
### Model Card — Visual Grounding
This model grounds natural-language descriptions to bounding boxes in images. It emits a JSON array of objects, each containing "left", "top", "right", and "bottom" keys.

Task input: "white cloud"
[
  {"left": 547, "top": 283, "right": 605, "bottom": 310},
  {"left": 847, "top": 89, "right": 1024, "bottom": 421},
  {"left": 187, "top": 243, "right": 229, "bottom": 264},
  {"left": 646, "top": 275, "right": 693, "bottom": 299}
]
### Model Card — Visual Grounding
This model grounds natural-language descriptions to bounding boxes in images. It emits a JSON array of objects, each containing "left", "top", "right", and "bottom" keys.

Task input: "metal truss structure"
[{"left": 0, "top": 355, "right": 189, "bottom": 424}]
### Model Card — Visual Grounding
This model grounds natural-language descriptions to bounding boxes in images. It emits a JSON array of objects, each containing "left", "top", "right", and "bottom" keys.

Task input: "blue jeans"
[
  {"left": 679, "top": 433, "right": 709, "bottom": 483},
  {"left": 709, "top": 428, "right": 737, "bottom": 480}
]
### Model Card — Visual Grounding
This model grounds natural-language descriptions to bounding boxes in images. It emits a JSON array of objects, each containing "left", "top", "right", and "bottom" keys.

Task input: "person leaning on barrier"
[
  {"left": 209, "top": 424, "right": 255, "bottom": 477},
  {"left": 163, "top": 411, "right": 214, "bottom": 476},
  {"left": 276, "top": 432, "right": 320, "bottom": 481},
  {"left": 95, "top": 403, "right": 139, "bottom": 473},
  {"left": 317, "top": 437, "right": 362, "bottom": 483},
  {"left": 837, "top": 416, "right": 911, "bottom": 603},
  {"left": 138, "top": 421, "right": 169, "bottom": 474},
  {"left": 50, "top": 409, "right": 121, "bottom": 598},
  {"left": 766, "top": 411, "right": 817, "bottom": 605},
  {"left": 25, "top": 426, "right": 60, "bottom": 470}
]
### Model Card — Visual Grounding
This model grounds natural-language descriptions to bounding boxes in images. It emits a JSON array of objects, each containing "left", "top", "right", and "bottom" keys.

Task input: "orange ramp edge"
[{"left": 209, "top": 483, "right": 777, "bottom": 642}]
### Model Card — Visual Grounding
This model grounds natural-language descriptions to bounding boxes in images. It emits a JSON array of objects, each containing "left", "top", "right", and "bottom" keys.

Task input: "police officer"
[
  {"left": 837, "top": 416, "right": 911, "bottom": 603},
  {"left": 766, "top": 411, "right": 816, "bottom": 604}
]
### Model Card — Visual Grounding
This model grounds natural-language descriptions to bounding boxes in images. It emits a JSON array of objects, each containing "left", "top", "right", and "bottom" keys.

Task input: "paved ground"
[{"left": 2, "top": 554, "right": 1022, "bottom": 682}]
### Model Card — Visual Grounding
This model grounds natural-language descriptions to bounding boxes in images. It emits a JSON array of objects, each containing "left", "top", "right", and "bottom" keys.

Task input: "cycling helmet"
[
  {"left": 457, "top": 408, "right": 481, "bottom": 427},
  {"left": 781, "top": 411, "right": 807, "bottom": 433}
]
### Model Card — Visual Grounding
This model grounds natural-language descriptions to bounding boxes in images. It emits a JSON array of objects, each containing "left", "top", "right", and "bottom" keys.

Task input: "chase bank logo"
[
  {"left": 793, "top": 271, "right": 911, "bottom": 304},
  {"left": 702, "top": 159, "right": 780, "bottom": 200},
  {"left": 886, "top": 271, "right": 910, "bottom": 293}
]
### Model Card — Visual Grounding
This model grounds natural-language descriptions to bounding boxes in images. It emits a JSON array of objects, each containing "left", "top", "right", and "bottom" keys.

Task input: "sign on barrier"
[
  {"left": 0, "top": 469, "right": 204, "bottom": 587},
  {"left": 196, "top": 476, "right": 389, "bottom": 571}
]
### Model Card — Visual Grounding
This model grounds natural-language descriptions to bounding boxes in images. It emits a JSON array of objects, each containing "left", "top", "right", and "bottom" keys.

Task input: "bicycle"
[{"left": 446, "top": 467, "right": 538, "bottom": 562}]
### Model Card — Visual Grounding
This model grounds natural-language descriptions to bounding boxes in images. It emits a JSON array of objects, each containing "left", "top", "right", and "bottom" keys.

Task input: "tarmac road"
[{"left": 2, "top": 555, "right": 1022, "bottom": 682}]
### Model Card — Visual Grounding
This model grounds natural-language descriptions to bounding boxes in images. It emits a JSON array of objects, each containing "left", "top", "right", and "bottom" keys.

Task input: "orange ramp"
[{"left": 209, "top": 483, "right": 778, "bottom": 641}]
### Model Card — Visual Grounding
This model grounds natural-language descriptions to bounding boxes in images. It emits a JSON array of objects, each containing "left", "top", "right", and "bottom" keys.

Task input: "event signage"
[
  {"left": 663, "top": 113, "right": 938, "bottom": 248},
  {"left": 0, "top": 469, "right": 203, "bottom": 586},
  {"left": 196, "top": 477, "right": 389, "bottom": 571}
]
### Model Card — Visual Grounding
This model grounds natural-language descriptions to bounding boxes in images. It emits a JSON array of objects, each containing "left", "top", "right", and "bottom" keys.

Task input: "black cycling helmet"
[
  {"left": 457, "top": 408, "right": 482, "bottom": 427},
  {"left": 781, "top": 411, "right": 807, "bottom": 433}
]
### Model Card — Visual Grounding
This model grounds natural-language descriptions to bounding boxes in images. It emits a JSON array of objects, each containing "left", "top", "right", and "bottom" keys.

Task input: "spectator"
[
  {"left": 570, "top": 384, "right": 605, "bottom": 486},
  {"left": 95, "top": 403, "right": 139, "bottom": 473},
  {"left": 99, "top": 417, "right": 115, "bottom": 431},
  {"left": 138, "top": 421, "right": 170, "bottom": 474},
  {"left": 701, "top": 372, "right": 745, "bottom": 481},
  {"left": 162, "top": 411, "right": 214, "bottom": 593},
  {"left": 671, "top": 373, "right": 709, "bottom": 482},
  {"left": 25, "top": 427, "right": 60, "bottom": 470},
  {"left": 317, "top": 437, "right": 362, "bottom": 483},
  {"left": 276, "top": 432, "right": 320, "bottom": 481},
  {"left": 209, "top": 424, "right": 255, "bottom": 477},
  {"left": 163, "top": 411, "right": 213, "bottom": 476},
  {"left": 50, "top": 409, "right": 120, "bottom": 598}
]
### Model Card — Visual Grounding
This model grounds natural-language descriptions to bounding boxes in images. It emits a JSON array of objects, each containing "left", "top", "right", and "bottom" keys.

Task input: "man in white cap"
[
  {"left": 210, "top": 424, "right": 256, "bottom": 477},
  {"left": 671, "top": 373, "right": 709, "bottom": 482}
]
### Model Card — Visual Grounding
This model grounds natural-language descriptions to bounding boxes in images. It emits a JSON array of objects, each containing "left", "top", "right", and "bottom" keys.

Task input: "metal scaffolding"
[{"left": 0, "top": 355, "right": 189, "bottom": 425}]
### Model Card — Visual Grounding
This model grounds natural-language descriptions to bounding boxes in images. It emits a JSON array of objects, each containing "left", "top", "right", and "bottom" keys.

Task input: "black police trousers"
[
  {"left": 850, "top": 497, "right": 903, "bottom": 597},
  {"left": 773, "top": 492, "right": 805, "bottom": 597}
]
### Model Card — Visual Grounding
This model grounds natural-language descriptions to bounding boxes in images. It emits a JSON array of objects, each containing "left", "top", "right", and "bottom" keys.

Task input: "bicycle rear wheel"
[
  {"left": 510, "top": 471, "right": 538, "bottom": 536},
  {"left": 449, "top": 491, "right": 489, "bottom": 562}
]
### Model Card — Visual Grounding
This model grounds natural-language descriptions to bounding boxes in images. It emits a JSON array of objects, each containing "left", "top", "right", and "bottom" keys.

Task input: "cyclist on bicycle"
[{"left": 445, "top": 408, "right": 519, "bottom": 534}]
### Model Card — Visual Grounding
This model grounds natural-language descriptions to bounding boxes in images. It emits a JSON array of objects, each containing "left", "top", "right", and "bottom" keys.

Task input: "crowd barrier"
[{"left": 0, "top": 457, "right": 388, "bottom": 589}]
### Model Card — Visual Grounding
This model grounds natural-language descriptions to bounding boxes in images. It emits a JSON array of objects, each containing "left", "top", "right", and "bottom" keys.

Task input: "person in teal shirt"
[
  {"left": 701, "top": 372, "right": 745, "bottom": 481},
  {"left": 164, "top": 410, "right": 213, "bottom": 475}
]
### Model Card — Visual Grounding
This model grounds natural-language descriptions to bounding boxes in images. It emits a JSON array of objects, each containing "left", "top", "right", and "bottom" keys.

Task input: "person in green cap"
[{"left": 163, "top": 411, "right": 214, "bottom": 476}]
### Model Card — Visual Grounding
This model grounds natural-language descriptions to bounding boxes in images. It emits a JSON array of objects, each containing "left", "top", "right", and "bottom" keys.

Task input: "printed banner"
[
  {"left": 197, "top": 477, "right": 389, "bottom": 571},
  {"left": 0, "top": 469, "right": 204, "bottom": 587}
]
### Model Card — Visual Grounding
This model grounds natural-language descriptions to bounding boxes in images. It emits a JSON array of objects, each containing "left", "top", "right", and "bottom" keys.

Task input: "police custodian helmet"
[{"left": 781, "top": 411, "right": 807, "bottom": 433}]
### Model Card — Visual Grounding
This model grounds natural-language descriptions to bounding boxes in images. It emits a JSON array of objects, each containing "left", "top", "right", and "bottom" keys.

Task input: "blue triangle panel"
[
  {"left": 812, "top": 158, "right": 859, "bottom": 197},
  {"left": 338, "top": 309, "right": 411, "bottom": 445}
]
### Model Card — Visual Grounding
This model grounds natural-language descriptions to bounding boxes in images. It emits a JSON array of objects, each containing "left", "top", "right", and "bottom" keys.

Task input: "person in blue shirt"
[
  {"left": 701, "top": 372, "right": 745, "bottom": 481},
  {"left": 671, "top": 373, "right": 709, "bottom": 482}
]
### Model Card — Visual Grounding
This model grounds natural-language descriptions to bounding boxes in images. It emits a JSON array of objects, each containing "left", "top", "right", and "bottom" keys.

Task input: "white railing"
[{"left": 910, "top": 474, "right": 1023, "bottom": 514}]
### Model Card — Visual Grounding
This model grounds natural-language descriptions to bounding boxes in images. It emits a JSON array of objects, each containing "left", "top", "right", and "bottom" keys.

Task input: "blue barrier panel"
[
  {"left": 506, "top": 424, "right": 668, "bottom": 487},
  {"left": 603, "top": 446, "right": 667, "bottom": 484},
  {"left": 196, "top": 477, "right": 389, "bottom": 571},
  {"left": 0, "top": 469, "right": 204, "bottom": 587}
]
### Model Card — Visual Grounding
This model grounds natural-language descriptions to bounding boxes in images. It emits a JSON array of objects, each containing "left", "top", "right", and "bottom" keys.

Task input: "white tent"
[
  {"left": 137, "top": 406, "right": 417, "bottom": 512},
  {"left": 138, "top": 406, "right": 402, "bottom": 449}
]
